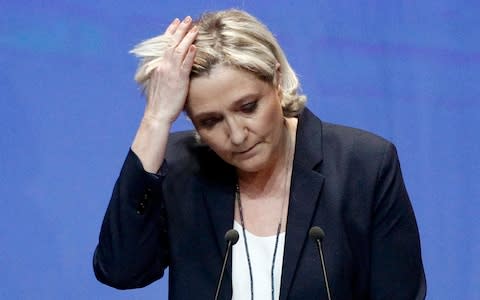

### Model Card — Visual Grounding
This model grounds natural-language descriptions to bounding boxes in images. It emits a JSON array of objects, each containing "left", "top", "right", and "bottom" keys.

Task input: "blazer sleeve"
[
  {"left": 369, "top": 143, "right": 426, "bottom": 299},
  {"left": 93, "top": 149, "right": 170, "bottom": 289}
]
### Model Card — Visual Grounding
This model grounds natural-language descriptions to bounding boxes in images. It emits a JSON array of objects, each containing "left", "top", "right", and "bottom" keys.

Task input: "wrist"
[{"left": 142, "top": 113, "right": 175, "bottom": 129}]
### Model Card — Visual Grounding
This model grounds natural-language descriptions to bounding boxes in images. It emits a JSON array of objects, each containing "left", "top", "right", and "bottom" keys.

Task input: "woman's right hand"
[
  {"left": 144, "top": 16, "right": 198, "bottom": 124},
  {"left": 132, "top": 16, "right": 198, "bottom": 173}
]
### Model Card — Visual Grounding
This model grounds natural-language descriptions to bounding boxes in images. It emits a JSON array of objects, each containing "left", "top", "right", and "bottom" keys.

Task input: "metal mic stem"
[
  {"left": 315, "top": 239, "right": 332, "bottom": 300},
  {"left": 214, "top": 241, "right": 232, "bottom": 300}
]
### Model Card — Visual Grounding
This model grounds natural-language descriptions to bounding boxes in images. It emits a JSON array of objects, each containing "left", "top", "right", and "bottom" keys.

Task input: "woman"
[{"left": 94, "top": 10, "right": 426, "bottom": 299}]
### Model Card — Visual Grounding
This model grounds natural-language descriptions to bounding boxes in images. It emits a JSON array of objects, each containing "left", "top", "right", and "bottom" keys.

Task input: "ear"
[
  {"left": 275, "top": 63, "right": 282, "bottom": 86},
  {"left": 275, "top": 63, "right": 282, "bottom": 97}
]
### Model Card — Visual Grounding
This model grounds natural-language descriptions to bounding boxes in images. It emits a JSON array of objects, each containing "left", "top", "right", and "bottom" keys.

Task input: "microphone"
[
  {"left": 214, "top": 229, "right": 239, "bottom": 300},
  {"left": 309, "top": 226, "right": 332, "bottom": 300}
]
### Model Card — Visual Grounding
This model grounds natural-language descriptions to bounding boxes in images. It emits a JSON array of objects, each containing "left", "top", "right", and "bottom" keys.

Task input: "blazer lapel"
[
  {"left": 201, "top": 178, "right": 236, "bottom": 257},
  {"left": 200, "top": 166, "right": 236, "bottom": 299},
  {"left": 280, "top": 108, "right": 326, "bottom": 300}
]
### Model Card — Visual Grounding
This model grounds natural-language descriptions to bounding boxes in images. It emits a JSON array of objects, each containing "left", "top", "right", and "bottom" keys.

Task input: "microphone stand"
[
  {"left": 214, "top": 229, "right": 239, "bottom": 300},
  {"left": 309, "top": 226, "right": 332, "bottom": 300}
]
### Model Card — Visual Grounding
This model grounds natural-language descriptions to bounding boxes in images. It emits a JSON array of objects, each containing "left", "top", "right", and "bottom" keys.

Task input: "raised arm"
[{"left": 93, "top": 17, "right": 198, "bottom": 289}]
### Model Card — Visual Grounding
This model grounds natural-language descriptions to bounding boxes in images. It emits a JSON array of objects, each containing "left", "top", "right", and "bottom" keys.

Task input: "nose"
[{"left": 226, "top": 117, "right": 247, "bottom": 146}]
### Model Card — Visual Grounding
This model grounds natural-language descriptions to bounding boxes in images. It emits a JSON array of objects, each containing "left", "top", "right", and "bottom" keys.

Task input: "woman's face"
[{"left": 187, "top": 65, "right": 286, "bottom": 174}]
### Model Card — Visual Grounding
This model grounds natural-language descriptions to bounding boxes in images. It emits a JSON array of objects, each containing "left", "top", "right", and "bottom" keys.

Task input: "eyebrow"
[{"left": 190, "top": 92, "right": 261, "bottom": 120}]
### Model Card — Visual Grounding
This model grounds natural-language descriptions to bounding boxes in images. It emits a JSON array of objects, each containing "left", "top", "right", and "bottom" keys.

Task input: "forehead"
[{"left": 187, "top": 65, "right": 271, "bottom": 113}]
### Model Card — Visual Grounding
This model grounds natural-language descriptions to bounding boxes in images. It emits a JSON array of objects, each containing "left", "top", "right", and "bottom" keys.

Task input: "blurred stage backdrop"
[{"left": 1, "top": 1, "right": 478, "bottom": 299}]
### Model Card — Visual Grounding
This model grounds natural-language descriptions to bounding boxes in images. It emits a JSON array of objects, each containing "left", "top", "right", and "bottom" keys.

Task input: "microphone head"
[
  {"left": 309, "top": 226, "right": 325, "bottom": 241},
  {"left": 225, "top": 229, "right": 239, "bottom": 245}
]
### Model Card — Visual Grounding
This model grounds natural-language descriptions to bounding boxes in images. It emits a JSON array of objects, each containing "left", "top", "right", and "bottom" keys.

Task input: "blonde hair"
[{"left": 131, "top": 9, "right": 306, "bottom": 117}]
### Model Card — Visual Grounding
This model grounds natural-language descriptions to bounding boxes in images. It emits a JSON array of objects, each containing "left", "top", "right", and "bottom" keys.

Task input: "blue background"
[{"left": 1, "top": 1, "right": 479, "bottom": 299}]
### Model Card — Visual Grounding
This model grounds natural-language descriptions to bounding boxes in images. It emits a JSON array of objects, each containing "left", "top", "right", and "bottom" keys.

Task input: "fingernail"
[
  {"left": 190, "top": 25, "right": 198, "bottom": 32},
  {"left": 183, "top": 16, "right": 192, "bottom": 23},
  {"left": 173, "top": 18, "right": 180, "bottom": 24}
]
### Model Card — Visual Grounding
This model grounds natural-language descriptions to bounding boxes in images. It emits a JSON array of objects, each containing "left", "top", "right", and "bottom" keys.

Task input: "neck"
[{"left": 237, "top": 117, "right": 297, "bottom": 197}]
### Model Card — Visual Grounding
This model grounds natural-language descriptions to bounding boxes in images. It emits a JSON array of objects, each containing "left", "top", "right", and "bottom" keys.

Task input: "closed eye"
[
  {"left": 198, "top": 116, "right": 222, "bottom": 129},
  {"left": 240, "top": 101, "right": 258, "bottom": 114}
]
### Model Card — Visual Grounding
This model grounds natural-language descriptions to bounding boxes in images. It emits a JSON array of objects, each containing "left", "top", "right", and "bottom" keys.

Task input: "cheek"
[
  {"left": 259, "top": 100, "right": 284, "bottom": 134},
  {"left": 198, "top": 130, "right": 228, "bottom": 153}
]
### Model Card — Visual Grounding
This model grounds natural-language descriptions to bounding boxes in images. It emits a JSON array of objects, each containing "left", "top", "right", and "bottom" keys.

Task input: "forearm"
[{"left": 131, "top": 115, "right": 172, "bottom": 173}]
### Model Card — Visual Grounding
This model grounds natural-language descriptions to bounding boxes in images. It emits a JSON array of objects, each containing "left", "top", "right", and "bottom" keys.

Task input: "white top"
[{"left": 232, "top": 221, "right": 286, "bottom": 300}]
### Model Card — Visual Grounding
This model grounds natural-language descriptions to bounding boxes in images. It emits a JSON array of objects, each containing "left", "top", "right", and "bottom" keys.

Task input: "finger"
[
  {"left": 170, "top": 16, "right": 193, "bottom": 47},
  {"left": 173, "top": 25, "right": 198, "bottom": 61},
  {"left": 164, "top": 18, "right": 180, "bottom": 35},
  {"left": 181, "top": 45, "right": 197, "bottom": 73}
]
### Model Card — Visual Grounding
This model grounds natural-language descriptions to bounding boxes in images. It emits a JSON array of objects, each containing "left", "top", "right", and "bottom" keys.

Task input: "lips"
[{"left": 234, "top": 143, "right": 259, "bottom": 156}]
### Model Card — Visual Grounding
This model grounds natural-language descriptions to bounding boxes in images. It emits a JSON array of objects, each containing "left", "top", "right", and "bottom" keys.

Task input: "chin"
[
  {"left": 234, "top": 163, "right": 261, "bottom": 174},
  {"left": 232, "top": 155, "right": 270, "bottom": 174}
]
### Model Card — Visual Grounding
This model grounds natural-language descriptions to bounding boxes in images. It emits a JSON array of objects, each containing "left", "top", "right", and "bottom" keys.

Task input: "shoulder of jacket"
[{"left": 322, "top": 121, "right": 393, "bottom": 150}]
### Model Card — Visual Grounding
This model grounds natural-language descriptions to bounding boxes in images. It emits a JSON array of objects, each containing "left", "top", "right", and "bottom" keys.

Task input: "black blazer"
[{"left": 94, "top": 108, "right": 426, "bottom": 299}]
